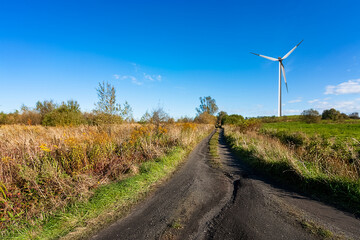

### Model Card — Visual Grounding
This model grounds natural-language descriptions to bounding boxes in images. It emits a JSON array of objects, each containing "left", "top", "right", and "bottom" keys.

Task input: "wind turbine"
[{"left": 251, "top": 40, "right": 303, "bottom": 117}]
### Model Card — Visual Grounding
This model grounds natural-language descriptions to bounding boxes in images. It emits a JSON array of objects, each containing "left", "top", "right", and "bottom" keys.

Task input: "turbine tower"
[{"left": 251, "top": 40, "right": 303, "bottom": 117}]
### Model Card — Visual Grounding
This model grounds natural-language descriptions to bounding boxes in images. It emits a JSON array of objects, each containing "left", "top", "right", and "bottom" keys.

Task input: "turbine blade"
[
  {"left": 281, "top": 63, "right": 288, "bottom": 93},
  {"left": 250, "top": 52, "right": 278, "bottom": 61},
  {"left": 282, "top": 40, "right": 303, "bottom": 60}
]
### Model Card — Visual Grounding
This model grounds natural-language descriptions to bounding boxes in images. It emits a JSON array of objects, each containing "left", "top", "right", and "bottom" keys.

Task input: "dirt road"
[{"left": 91, "top": 130, "right": 360, "bottom": 240}]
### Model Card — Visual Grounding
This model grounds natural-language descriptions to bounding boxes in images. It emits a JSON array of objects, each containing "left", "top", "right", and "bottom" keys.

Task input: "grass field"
[{"left": 262, "top": 121, "right": 360, "bottom": 141}]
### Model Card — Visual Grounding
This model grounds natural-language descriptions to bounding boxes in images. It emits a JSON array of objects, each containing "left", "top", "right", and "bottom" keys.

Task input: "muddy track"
[{"left": 91, "top": 129, "right": 360, "bottom": 240}]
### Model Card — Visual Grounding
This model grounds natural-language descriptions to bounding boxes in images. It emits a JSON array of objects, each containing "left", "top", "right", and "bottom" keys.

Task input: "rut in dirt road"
[{"left": 91, "top": 129, "right": 360, "bottom": 240}]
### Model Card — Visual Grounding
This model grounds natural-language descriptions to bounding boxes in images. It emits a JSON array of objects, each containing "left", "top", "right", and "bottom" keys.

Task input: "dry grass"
[{"left": 0, "top": 123, "right": 212, "bottom": 232}]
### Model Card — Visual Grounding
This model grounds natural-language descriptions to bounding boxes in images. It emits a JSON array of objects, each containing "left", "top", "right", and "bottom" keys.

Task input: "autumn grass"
[
  {"left": 0, "top": 123, "right": 213, "bottom": 238},
  {"left": 223, "top": 125, "right": 360, "bottom": 215},
  {"left": 3, "top": 147, "right": 191, "bottom": 240}
]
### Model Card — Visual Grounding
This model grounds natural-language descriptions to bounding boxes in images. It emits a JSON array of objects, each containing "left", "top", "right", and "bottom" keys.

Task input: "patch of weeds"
[
  {"left": 209, "top": 129, "right": 221, "bottom": 168},
  {"left": 300, "top": 220, "right": 333, "bottom": 239},
  {"left": 170, "top": 219, "right": 183, "bottom": 229}
]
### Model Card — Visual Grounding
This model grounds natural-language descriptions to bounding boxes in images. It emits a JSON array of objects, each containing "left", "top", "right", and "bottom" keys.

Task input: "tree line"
[
  {"left": 300, "top": 108, "right": 359, "bottom": 123},
  {"left": 0, "top": 82, "right": 221, "bottom": 126},
  {"left": 0, "top": 82, "right": 133, "bottom": 126}
]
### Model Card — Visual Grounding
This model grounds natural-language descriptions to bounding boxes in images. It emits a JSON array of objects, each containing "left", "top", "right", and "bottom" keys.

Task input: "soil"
[{"left": 90, "top": 129, "right": 360, "bottom": 240}]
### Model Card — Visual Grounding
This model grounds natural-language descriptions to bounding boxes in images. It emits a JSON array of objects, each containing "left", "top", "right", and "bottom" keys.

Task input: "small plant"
[{"left": 170, "top": 219, "right": 183, "bottom": 229}]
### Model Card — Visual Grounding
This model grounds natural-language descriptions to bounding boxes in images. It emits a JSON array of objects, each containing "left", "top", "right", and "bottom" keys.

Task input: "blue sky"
[{"left": 1, "top": 0, "right": 360, "bottom": 119}]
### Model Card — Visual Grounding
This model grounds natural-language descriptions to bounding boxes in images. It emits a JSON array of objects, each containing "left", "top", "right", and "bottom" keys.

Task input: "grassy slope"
[{"left": 3, "top": 135, "right": 207, "bottom": 240}]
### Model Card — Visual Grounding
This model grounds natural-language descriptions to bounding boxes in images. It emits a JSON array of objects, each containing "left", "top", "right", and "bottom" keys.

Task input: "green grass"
[
  {"left": 262, "top": 121, "right": 360, "bottom": 141},
  {"left": 209, "top": 129, "right": 221, "bottom": 168},
  {"left": 2, "top": 146, "right": 192, "bottom": 240},
  {"left": 170, "top": 219, "right": 183, "bottom": 229},
  {"left": 300, "top": 220, "right": 333, "bottom": 239}
]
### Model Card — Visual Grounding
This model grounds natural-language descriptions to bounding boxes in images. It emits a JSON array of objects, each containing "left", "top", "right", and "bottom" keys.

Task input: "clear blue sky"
[{"left": 1, "top": 0, "right": 360, "bottom": 119}]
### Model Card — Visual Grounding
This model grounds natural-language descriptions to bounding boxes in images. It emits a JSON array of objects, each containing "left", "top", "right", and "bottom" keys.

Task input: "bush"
[
  {"left": 194, "top": 112, "right": 217, "bottom": 124},
  {"left": 42, "top": 100, "right": 85, "bottom": 126},
  {"left": 349, "top": 112, "right": 359, "bottom": 119},
  {"left": 322, "top": 108, "right": 341, "bottom": 121},
  {"left": 222, "top": 114, "right": 244, "bottom": 125},
  {"left": 300, "top": 109, "right": 321, "bottom": 123}
]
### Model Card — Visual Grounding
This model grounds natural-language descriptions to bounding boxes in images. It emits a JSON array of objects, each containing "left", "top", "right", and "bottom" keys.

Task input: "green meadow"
[{"left": 262, "top": 121, "right": 360, "bottom": 141}]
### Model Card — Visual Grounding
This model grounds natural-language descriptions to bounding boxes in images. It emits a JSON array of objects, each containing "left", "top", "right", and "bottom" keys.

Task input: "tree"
[
  {"left": 19, "top": 104, "right": 41, "bottom": 125},
  {"left": 150, "top": 107, "right": 169, "bottom": 125},
  {"left": 349, "top": 112, "right": 359, "bottom": 119},
  {"left": 140, "top": 111, "right": 152, "bottom": 124},
  {"left": 217, "top": 111, "right": 228, "bottom": 125},
  {"left": 95, "top": 81, "right": 120, "bottom": 115},
  {"left": 139, "top": 107, "right": 169, "bottom": 126},
  {"left": 121, "top": 101, "right": 133, "bottom": 121},
  {"left": 177, "top": 116, "right": 193, "bottom": 123},
  {"left": 322, "top": 108, "right": 341, "bottom": 121},
  {"left": 300, "top": 109, "right": 321, "bottom": 123},
  {"left": 222, "top": 114, "right": 244, "bottom": 125},
  {"left": 340, "top": 113, "right": 349, "bottom": 120},
  {"left": 42, "top": 100, "right": 84, "bottom": 126},
  {"left": 94, "top": 81, "right": 133, "bottom": 124},
  {"left": 194, "top": 112, "right": 217, "bottom": 124},
  {"left": 196, "top": 96, "right": 218, "bottom": 116},
  {"left": 36, "top": 100, "right": 57, "bottom": 120}
]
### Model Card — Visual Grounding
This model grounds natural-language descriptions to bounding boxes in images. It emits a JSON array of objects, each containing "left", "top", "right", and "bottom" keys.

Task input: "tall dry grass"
[{"left": 0, "top": 123, "right": 212, "bottom": 230}]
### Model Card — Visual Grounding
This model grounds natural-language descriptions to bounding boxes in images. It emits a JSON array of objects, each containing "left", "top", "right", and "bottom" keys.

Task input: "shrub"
[
  {"left": 42, "top": 100, "right": 85, "bottom": 126},
  {"left": 349, "top": 112, "right": 359, "bottom": 119},
  {"left": 217, "top": 111, "right": 228, "bottom": 125},
  {"left": 300, "top": 109, "right": 321, "bottom": 123},
  {"left": 194, "top": 112, "right": 217, "bottom": 124},
  {"left": 222, "top": 114, "right": 244, "bottom": 125},
  {"left": 322, "top": 108, "right": 341, "bottom": 121},
  {"left": 177, "top": 116, "right": 193, "bottom": 123}
]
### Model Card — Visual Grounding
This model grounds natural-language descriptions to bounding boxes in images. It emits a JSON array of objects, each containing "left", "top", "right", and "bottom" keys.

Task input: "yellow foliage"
[
  {"left": 181, "top": 122, "right": 196, "bottom": 132},
  {"left": 39, "top": 144, "right": 51, "bottom": 152}
]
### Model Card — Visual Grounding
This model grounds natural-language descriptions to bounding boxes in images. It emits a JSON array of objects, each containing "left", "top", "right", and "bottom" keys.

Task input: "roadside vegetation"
[
  {"left": 219, "top": 109, "right": 360, "bottom": 215},
  {"left": 0, "top": 123, "right": 213, "bottom": 238},
  {"left": 209, "top": 129, "right": 221, "bottom": 168},
  {"left": 0, "top": 83, "right": 218, "bottom": 238}
]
